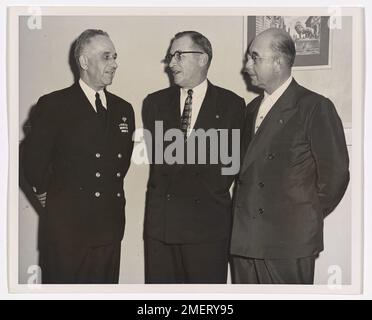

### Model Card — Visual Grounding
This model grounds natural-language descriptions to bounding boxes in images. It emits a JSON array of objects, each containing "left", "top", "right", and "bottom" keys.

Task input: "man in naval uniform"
[{"left": 23, "top": 29, "right": 135, "bottom": 284}]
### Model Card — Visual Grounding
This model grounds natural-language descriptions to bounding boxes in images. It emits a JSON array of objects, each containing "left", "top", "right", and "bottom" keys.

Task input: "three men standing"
[
  {"left": 23, "top": 27, "right": 349, "bottom": 285},
  {"left": 24, "top": 29, "right": 135, "bottom": 284}
]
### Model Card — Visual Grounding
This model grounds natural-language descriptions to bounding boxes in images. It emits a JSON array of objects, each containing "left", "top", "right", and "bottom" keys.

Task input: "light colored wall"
[
  {"left": 293, "top": 16, "right": 352, "bottom": 124},
  {"left": 18, "top": 16, "right": 352, "bottom": 284}
]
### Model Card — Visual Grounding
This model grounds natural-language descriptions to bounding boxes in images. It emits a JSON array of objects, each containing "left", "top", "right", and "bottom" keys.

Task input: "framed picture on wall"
[{"left": 246, "top": 16, "right": 331, "bottom": 69}]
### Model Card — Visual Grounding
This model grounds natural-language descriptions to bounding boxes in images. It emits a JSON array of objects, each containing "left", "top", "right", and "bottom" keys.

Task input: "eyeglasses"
[
  {"left": 247, "top": 53, "right": 273, "bottom": 65},
  {"left": 165, "top": 50, "right": 205, "bottom": 63}
]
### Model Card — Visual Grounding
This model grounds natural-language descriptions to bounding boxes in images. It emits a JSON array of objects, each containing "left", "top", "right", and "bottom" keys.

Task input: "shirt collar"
[
  {"left": 79, "top": 78, "right": 107, "bottom": 109},
  {"left": 181, "top": 78, "right": 208, "bottom": 98},
  {"left": 264, "top": 75, "right": 293, "bottom": 104}
]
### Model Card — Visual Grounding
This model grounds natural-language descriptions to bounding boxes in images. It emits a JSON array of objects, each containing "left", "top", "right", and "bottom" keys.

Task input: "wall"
[{"left": 18, "top": 15, "right": 352, "bottom": 284}]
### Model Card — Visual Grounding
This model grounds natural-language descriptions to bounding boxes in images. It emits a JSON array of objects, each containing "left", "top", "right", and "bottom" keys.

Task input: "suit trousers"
[
  {"left": 145, "top": 237, "right": 229, "bottom": 284},
  {"left": 39, "top": 242, "right": 121, "bottom": 284},
  {"left": 231, "top": 255, "right": 316, "bottom": 284}
]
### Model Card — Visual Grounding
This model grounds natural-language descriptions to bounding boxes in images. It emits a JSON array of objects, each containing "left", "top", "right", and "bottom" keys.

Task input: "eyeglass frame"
[
  {"left": 246, "top": 53, "right": 275, "bottom": 65},
  {"left": 165, "top": 50, "right": 205, "bottom": 63}
]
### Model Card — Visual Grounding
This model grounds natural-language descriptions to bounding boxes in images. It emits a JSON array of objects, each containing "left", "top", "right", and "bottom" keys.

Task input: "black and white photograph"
[{"left": 3, "top": 5, "right": 366, "bottom": 297}]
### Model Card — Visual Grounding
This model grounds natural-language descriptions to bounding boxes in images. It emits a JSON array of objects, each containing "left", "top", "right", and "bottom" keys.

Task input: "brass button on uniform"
[
  {"left": 95, "top": 153, "right": 101, "bottom": 158},
  {"left": 116, "top": 172, "right": 121, "bottom": 177},
  {"left": 96, "top": 172, "right": 101, "bottom": 178},
  {"left": 268, "top": 153, "right": 275, "bottom": 160},
  {"left": 118, "top": 153, "right": 122, "bottom": 159},
  {"left": 117, "top": 192, "right": 121, "bottom": 197},
  {"left": 258, "top": 208, "right": 264, "bottom": 214},
  {"left": 166, "top": 194, "right": 171, "bottom": 200},
  {"left": 95, "top": 192, "right": 100, "bottom": 198}
]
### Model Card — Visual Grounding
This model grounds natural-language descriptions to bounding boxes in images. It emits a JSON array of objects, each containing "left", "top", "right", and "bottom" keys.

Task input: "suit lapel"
[
  {"left": 160, "top": 86, "right": 183, "bottom": 173},
  {"left": 240, "top": 95, "right": 262, "bottom": 166},
  {"left": 105, "top": 90, "right": 117, "bottom": 138},
  {"left": 240, "top": 79, "right": 301, "bottom": 174},
  {"left": 192, "top": 81, "right": 218, "bottom": 131},
  {"left": 72, "top": 82, "right": 108, "bottom": 137},
  {"left": 73, "top": 82, "right": 99, "bottom": 117},
  {"left": 158, "top": 86, "right": 181, "bottom": 132},
  {"left": 169, "top": 87, "right": 181, "bottom": 130}
]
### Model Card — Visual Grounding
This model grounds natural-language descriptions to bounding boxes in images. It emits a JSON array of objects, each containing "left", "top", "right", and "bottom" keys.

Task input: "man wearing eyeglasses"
[
  {"left": 230, "top": 28, "right": 349, "bottom": 284},
  {"left": 142, "top": 31, "right": 246, "bottom": 283},
  {"left": 23, "top": 29, "right": 134, "bottom": 283}
]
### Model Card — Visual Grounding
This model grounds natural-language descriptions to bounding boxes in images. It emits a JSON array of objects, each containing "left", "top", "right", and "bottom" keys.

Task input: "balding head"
[
  {"left": 252, "top": 28, "right": 296, "bottom": 69},
  {"left": 244, "top": 28, "right": 295, "bottom": 94}
]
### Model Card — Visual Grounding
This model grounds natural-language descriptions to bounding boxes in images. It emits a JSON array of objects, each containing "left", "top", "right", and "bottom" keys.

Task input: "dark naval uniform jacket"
[
  {"left": 142, "top": 81, "right": 246, "bottom": 244},
  {"left": 230, "top": 79, "right": 350, "bottom": 259},
  {"left": 24, "top": 82, "right": 135, "bottom": 248}
]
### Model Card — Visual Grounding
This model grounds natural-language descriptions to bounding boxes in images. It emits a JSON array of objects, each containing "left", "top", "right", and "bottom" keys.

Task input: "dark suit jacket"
[
  {"left": 230, "top": 79, "right": 349, "bottom": 259},
  {"left": 142, "top": 81, "right": 246, "bottom": 244},
  {"left": 23, "top": 82, "right": 135, "bottom": 248}
]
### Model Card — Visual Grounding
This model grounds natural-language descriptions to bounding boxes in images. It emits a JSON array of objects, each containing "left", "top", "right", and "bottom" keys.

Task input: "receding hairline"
[
  {"left": 74, "top": 30, "right": 114, "bottom": 68},
  {"left": 84, "top": 34, "right": 113, "bottom": 48},
  {"left": 250, "top": 29, "right": 283, "bottom": 50},
  {"left": 170, "top": 31, "right": 213, "bottom": 66},
  {"left": 249, "top": 28, "right": 296, "bottom": 66},
  {"left": 171, "top": 34, "right": 201, "bottom": 50},
  {"left": 258, "top": 28, "right": 290, "bottom": 40},
  {"left": 81, "top": 35, "right": 116, "bottom": 56}
]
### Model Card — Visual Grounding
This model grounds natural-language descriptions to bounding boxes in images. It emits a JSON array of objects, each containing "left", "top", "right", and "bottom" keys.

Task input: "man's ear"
[
  {"left": 273, "top": 55, "right": 282, "bottom": 73},
  {"left": 199, "top": 53, "right": 209, "bottom": 67},
  {"left": 79, "top": 55, "right": 88, "bottom": 70}
]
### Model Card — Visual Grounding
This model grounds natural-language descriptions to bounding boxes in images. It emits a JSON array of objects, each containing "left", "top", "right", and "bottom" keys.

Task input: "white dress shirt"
[
  {"left": 180, "top": 79, "right": 208, "bottom": 134},
  {"left": 79, "top": 78, "right": 107, "bottom": 112},
  {"left": 254, "top": 76, "right": 293, "bottom": 133}
]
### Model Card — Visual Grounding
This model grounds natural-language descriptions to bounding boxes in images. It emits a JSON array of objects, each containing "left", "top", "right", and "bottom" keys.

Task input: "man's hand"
[{"left": 35, "top": 192, "right": 47, "bottom": 208}]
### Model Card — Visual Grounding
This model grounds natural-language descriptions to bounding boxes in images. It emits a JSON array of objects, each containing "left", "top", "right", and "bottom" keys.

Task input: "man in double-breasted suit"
[
  {"left": 143, "top": 31, "right": 246, "bottom": 283},
  {"left": 230, "top": 28, "right": 349, "bottom": 284},
  {"left": 23, "top": 29, "right": 135, "bottom": 284}
]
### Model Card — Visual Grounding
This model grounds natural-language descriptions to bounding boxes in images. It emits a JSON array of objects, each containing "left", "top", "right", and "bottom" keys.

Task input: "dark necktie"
[
  {"left": 95, "top": 92, "right": 107, "bottom": 128},
  {"left": 181, "top": 89, "right": 193, "bottom": 137}
]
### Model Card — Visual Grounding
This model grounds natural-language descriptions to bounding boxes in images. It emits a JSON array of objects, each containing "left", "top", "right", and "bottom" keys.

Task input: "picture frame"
[{"left": 246, "top": 16, "right": 331, "bottom": 69}]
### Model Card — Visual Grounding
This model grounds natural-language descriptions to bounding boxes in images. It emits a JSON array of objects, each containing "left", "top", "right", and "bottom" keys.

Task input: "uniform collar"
[{"left": 79, "top": 78, "right": 107, "bottom": 109}]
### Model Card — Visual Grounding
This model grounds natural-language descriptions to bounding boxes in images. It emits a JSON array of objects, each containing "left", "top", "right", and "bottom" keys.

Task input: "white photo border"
[{"left": 7, "top": 6, "right": 364, "bottom": 295}]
